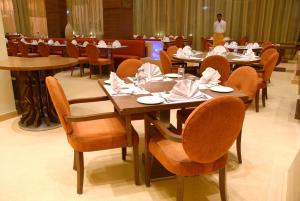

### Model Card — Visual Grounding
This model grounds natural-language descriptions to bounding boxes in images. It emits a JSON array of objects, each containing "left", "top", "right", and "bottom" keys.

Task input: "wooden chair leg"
[
  {"left": 75, "top": 151, "right": 84, "bottom": 194},
  {"left": 144, "top": 116, "right": 151, "bottom": 187},
  {"left": 132, "top": 144, "right": 140, "bottom": 185},
  {"left": 99, "top": 65, "right": 102, "bottom": 77},
  {"left": 265, "top": 87, "right": 268, "bottom": 100},
  {"left": 122, "top": 147, "right": 127, "bottom": 161},
  {"left": 89, "top": 65, "right": 92, "bottom": 78},
  {"left": 176, "top": 176, "right": 184, "bottom": 201},
  {"left": 79, "top": 64, "right": 83, "bottom": 77},
  {"left": 219, "top": 167, "right": 227, "bottom": 201},
  {"left": 73, "top": 150, "right": 77, "bottom": 171},
  {"left": 255, "top": 90, "right": 260, "bottom": 112},
  {"left": 176, "top": 117, "right": 183, "bottom": 132},
  {"left": 236, "top": 130, "right": 242, "bottom": 164},
  {"left": 262, "top": 88, "right": 266, "bottom": 107},
  {"left": 71, "top": 66, "right": 74, "bottom": 76}
]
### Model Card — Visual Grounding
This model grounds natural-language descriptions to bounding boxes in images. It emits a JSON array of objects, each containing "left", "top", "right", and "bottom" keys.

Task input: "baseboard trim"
[{"left": 0, "top": 111, "right": 18, "bottom": 122}]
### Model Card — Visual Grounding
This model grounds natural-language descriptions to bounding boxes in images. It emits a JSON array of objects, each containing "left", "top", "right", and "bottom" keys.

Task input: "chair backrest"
[
  {"left": 200, "top": 55, "right": 230, "bottom": 84},
  {"left": 116, "top": 59, "right": 143, "bottom": 78},
  {"left": 261, "top": 41, "right": 273, "bottom": 49},
  {"left": 239, "top": 36, "right": 248, "bottom": 46},
  {"left": 45, "top": 76, "right": 72, "bottom": 134},
  {"left": 159, "top": 50, "right": 172, "bottom": 74},
  {"left": 260, "top": 47, "right": 278, "bottom": 65},
  {"left": 38, "top": 43, "right": 49, "bottom": 57},
  {"left": 8, "top": 41, "right": 18, "bottom": 56},
  {"left": 201, "top": 37, "right": 211, "bottom": 52},
  {"left": 86, "top": 44, "right": 99, "bottom": 65},
  {"left": 262, "top": 51, "right": 279, "bottom": 82},
  {"left": 226, "top": 66, "right": 258, "bottom": 100},
  {"left": 66, "top": 42, "right": 79, "bottom": 58},
  {"left": 166, "top": 45, "right": 178, "bottom": 59},
  {"left": 182, "top": 96, "right": 245, "bottom": 163},
  {"left": 175, "top": 36, "right": 184, "bottom": 48},
  {"left": 18, "top": 41, "right": 29, "bottom": 57}
]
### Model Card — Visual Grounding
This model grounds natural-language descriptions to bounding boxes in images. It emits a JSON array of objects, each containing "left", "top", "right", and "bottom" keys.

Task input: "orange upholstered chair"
[
  {"left": 201, "top": 37, "right": 213, "bottom": 52},
  {"left": 66, "top": 42, "right": 89, "bottom": 77},
  {"left": 86, "top": 44, "right": 112, "bottom": 78},
  {"left": 7, "top": 41, "right": 20, "bottom": 56},
  {"left": 224, "top": 66, "right": 258, "bottom": 163},
  {"left": 200, "top": 55, "right": 230, "bottom": 84},
  {"left": 38, "top": 42, "right": 49, "bottom": 57},
  {"left": 18, "top": 41, "right": 40, "bottom": 57},
  {"left": 255, "top": 50, "right": 279, "bottom": 112},
  {"left": 261, "top": 41, "right": 273, "bottom": 49},
  {"left": 175, "top": 36, "right": 184, "bottom": 48},
  {"left": 45, "top": 76, "right": 139, "bottom": 194},
  {"left": 145, "top": 96, "right": 245, "bottom": 201},
  {"left": 166, "top": 45, "right": 186, "bottom": 68},
  {"left": 159, "top": 50, "right": 178, "bottom": 74},
  {"left": 116, "top": 58, "right": 143, "bottom": 78}
]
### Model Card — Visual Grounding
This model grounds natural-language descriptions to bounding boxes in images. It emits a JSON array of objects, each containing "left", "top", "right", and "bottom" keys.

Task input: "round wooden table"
[
  {"left": 173, "top": 52, "right": 261, "bottom": 66},
  {"left": 0, "top": 56, "right": 78, "bottom": 131}
]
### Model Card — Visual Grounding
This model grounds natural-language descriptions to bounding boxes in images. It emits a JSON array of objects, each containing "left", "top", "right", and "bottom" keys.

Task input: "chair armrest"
[
  {"left": 68, "top": 96, "right": 109, "bottom": 105},
  {"left": 64, "top": 112, "right": 118, "bottom": 122},
  {"left": 146, "top": 114, "right": 182, "bottom": 143}
]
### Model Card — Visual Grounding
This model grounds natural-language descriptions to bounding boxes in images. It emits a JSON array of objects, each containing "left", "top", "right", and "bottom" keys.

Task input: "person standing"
[{"left": 213, "top": 13, "right": 226, "bottom": 46}]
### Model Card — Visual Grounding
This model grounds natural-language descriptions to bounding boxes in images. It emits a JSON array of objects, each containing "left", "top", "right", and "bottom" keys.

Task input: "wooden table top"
[
  {"left": 173, "top": 52, "right": 261, "bottom": 65},
  {"left": 98, "top": 78, "right": 248, "bottom": 115},
  {"left": 0, "top": 56, "right": 78, "bottom": 71}
]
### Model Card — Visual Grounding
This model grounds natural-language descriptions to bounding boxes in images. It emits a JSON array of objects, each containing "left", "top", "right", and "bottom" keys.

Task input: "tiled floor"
[{"left": 0, "top": 63, "right": 299, "bottom": 201}]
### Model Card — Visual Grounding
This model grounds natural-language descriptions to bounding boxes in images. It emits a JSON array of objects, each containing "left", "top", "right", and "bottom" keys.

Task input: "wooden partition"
[
  {"left": 45, "top": 0, "right": 68, "bottom": 38},
  {"left": 103, "top": 0, "right": 133, "bottom": 39}
]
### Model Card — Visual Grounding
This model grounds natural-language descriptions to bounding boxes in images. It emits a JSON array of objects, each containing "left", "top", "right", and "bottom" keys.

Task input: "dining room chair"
[
  {"left": 261, "top": 41, "right": 273, "bottom": 49},
  {"left": 45, "top": 76, "right": 140, "bottom": 194},
  {"left": 201, "top": 37, "right": 213, "bottom": 52},
  {"left": 66, "top": 42, "right": 89, "bottom": 77},
  {"left": 159, "top": 50, "right": 178, "bottom": 74},
  {"left": 116, "top": 58, "right": 143, "bottom": 78},
  {"left": 255, "top": 50, "right": 279, "bottom": 112},
  {"left": 144, "top": 96, "right": 245, "bottom": 201},
  {"left": 38, "top": 42, "right": 50, "bottom": 57},
  {"left": 175, "top": 36, "right": 184, "bottom": 48},
  {"left": 18, "top": 41, "right": 40, "bottom": 57},
  {"left": 239, "top": 36, "right": 248, "bottom": 46},
  {"left": 166, "top": 46, "right": 186, "bottom": 68},
  {"left": 86, "top": 44, "right": 113, "bottom": 78},
  {"left": 7, "top": 41, "right": 20, "bottom": 56}
]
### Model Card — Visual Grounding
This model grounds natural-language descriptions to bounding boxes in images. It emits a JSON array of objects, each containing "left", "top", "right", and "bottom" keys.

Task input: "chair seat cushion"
[
  {"left": 97, "top": 58, "right": 112, "bottom": 65},
  {"left": 149, "top": 131, "right": 227, "bottom": 176},
  {"left": 113, "top": 54, "right": 140, "bottom": 60},
  {"left": 68, "top": 117, "right": 138, "bottom": 152},
  {"left": 78, "top": 57, "right": 88, "bottom": 64}
]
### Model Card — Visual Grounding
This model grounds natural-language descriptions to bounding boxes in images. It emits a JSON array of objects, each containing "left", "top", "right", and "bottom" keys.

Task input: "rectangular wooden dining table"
[{"left": 98, "top": 77, "right": 249, "bottom": 180}]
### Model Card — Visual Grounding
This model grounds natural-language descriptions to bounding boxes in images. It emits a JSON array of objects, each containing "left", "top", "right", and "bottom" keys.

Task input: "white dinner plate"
[
  {"left": 164, "top": 73, "right": 183, "bottom": 78},
  {"left": 137, "top": 96, "right": 164, "bottom": 105},
  {"left": 210, "top": 86, "right": 234, "bottom": 93},
  {"left": 104, "top": 80, "right": 111, "bottom": 84}
]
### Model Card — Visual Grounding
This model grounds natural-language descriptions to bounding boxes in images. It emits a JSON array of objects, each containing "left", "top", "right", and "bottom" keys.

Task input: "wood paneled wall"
[
  {"left": 103, "top": 0, "right": 133, "bottom": 39},
  {"left": 45, "top": 0, "right": 67, "bottom": 38}
]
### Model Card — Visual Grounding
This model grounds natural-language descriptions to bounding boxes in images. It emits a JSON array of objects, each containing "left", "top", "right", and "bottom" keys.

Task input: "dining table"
[
  {"left": 173, "top": 52, "right": 261, "bottom": 66},
  {"left": 0, "top": 56, "right": 78, "bottom": 131},
  {"left": 98, "top": 74, "right": 249, "bottom": 180}
]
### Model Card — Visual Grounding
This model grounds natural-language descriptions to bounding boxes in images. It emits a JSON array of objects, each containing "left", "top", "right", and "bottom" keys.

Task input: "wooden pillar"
[{"left": 44, "top": 0, "right": 67, "bottom": 38}]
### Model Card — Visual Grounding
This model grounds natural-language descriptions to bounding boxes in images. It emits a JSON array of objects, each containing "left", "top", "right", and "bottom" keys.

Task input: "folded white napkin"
[
  {"left": 54, "top": 41, "right": 60, "bottom": 46},
  {"left": 82, "top": 41, "right": 89, "bottom": 47},
  {"left": 48, "top": 39, "right": 54, "bottom": 45},
  {"left": 109, "top": 72, "right": 124, "bottom": 93},
  {"left": 243, "top": 49, "right": 256, "bottom": 59},
  {"left": 246, "top": 43, "right": 253, "bottom": 49},
  {"left": 253, "top": 42, "right": 259, "bottom": 48},
  {"left": 138, "top": 62, "right": 162, "bottom": 79},
  {"left": 149, "top": 36, "right": 156, "bottom": 39},
  {"left": 162, "top": 36, "right": 170, "bottom": 42},
  {"left": 213, "top": 45, "right": 227, "bottom": 53},
  {"left": 112, "top": 40, "right": 121, "bottom": 48},
  {"left": 133, "top": 34, "right": 138, "bottom": 39},
  {"left": 224, "top": 42, "right": 229, "bottom": 47},
  {"left": 176, "top": 46, "right": 193, "bottom": 58},
  {"left": 143, "top": 35, "right": 147, "bottom": 39},
  {"left": 20, "top": 38, "right": 26, "bottom": 43},
  {"left": 199, "top": 67, "right": 221, "bottom": 84},
  {"left": 32, "top": 40, "right": 38, "bottom": 45},
  {"left": 38, "top": 39, "right": 44, "bottom": 43},
  {"left": 168, "top": 80, "right": 203, "bottom": 102},
  {"left": 71, "top": 40, "right": 77, "bottom": 45},
  {"left": 98, "top": 40, "right": 107, "bottom": 48}
]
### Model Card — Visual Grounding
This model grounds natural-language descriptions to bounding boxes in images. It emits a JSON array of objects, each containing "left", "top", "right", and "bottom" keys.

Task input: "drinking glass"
[{"left": 178, "top": 67, "right": 185, "bottom": 79}]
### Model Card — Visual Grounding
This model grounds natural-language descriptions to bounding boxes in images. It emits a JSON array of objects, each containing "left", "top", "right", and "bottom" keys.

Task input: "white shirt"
[{"left": 214, "top": 20, "right": 226, "bottom": 33}]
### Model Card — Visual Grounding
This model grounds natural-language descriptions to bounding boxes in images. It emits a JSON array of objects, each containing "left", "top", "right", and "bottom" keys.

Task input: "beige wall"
[{"left": 0, "top": 10, "right": 16, "bottom": 115}]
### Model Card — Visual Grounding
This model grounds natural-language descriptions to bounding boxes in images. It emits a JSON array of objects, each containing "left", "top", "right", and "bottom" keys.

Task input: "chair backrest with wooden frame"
[
  {"left": 175, "top": 36, "right": 184, "bottom": 48},
  {"left": 182, "top": 96, "right": 245, "bottom": 163},
  {"left": 261, "top": 41, "right": 273, "bottom": 49},
  {"left": 199, "top": 55, "right": 230, "bottom": 84},
  {"left": 18, "top": 41, "right": 29, "bottom": 57},
  {"left": 159, "top": 50, "right": 172, "bottom": 74},
  {"left": 66, "top": 42, "right": 79, "bottom": 58},
  {"left": 166, "top": 45, "right": 178, "bottom": 59},
  {"left": 239, "top": 36, "right": 248, "bottom": 46},
  {"left": 38, "top": 42, "right": 49, "bottom": 57},
  {"left": 116, "top": 59, "right": 143, "bottom": 78},
  {"left": 8, "top": 41, "right": 18, "bottom": 56},
  {"left": 86, "top": 44, "right": 99, "bottom": 65},
  {"left": 261, "top": 51, "right": 279, "bottom": 83}
]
